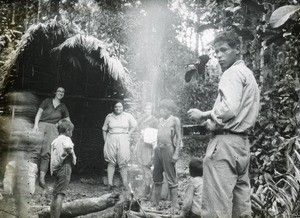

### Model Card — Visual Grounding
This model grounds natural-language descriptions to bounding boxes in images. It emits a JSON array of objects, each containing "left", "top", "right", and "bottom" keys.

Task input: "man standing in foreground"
[{"left": 188, "top": 31, "right": 260, "bottom": 218}]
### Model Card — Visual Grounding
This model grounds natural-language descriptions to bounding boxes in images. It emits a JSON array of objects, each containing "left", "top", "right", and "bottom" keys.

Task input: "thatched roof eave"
[
  {"left": 52, "top": 34, "right": 132, "bottom": 90},
  {"left": 0, "top": 17, "right": 78, "bottom": 91}
]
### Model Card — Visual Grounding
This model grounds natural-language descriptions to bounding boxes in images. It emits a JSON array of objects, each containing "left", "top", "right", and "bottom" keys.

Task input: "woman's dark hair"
[
  {"left": 189, "top": 158, "right": 203, "bottom": 177},
  {"left": 159, "top": 99, "right": 177, "bottom": 113},
  {"left": 111, "top": 100, "right": 124, "bottom": 111},
  {"left": 58, "top": 118, "right": 74, "bottom": 134},
  {"left": 213, "top": 30, "right": 239, "bottom": 48},
  {"left": 52, "top": 86, "right": 65, "bottom": 95}
]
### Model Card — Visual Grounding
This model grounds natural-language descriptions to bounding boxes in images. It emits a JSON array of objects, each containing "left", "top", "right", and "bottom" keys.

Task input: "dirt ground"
[{"left": 0, "top": 153, "right": 193, "bottom": 217}]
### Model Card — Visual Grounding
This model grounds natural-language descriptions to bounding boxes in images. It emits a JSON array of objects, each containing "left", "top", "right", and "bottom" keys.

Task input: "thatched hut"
[{"left": 0, "top": 18, "right": 131, "bottom": 176}]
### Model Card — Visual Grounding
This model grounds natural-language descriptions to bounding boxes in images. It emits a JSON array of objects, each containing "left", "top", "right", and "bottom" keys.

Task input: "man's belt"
[
  {"left": 157, "top": 142, "right": 173, "bottom": 147},
  {"left": 212, "top": 129, "right": 248, "bottom": 137}
]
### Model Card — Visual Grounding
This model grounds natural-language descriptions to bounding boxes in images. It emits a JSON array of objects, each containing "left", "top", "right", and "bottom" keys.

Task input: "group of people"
[
  {"left": 31, "top": 86, "right": 75, "bottom": 217},
  {"left": 27, "top": 30, "right": 259, "bottom": 218},
  {"left": 102, "top": 98, "right": 182, "bottom": 212},
  {"left": 101, "top": 30, "right": 260, "bottom": 218}
]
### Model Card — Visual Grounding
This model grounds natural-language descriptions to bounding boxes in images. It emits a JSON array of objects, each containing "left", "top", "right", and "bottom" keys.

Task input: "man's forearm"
[
  {"left": 202, "top": 110, "right": 212, "bottom": 119},
  {"left": 174, "top": 138, "right": 181, "bottom": 154}
]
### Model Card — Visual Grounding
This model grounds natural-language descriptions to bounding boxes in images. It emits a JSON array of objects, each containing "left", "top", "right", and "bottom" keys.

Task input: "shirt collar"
[{"left": 220, "top": 60, "right": 245, "bottom": 76}]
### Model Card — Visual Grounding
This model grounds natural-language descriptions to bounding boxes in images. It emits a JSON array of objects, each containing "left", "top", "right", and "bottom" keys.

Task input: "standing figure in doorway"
[
  {"left": 135, "top": 102, "right": 158, "bottom": 199},
  {"left": 102, "top": 101, "right": 137, "bottom": 191},
  {"left": 33, "top": 87, "right": 70, "bottom": 189}
]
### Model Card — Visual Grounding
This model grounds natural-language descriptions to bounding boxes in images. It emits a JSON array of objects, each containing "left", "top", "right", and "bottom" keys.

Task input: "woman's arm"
[
  {"left": 128, "top": 114, "right": 137, "bottom": 137},
  {"left": 103, "top": 131, "right": 108, "bottom": 142},
  {"left": 102, "top": 114, "right": 110, "bottom": 142},
  {"left": 33, "top": 108, "right": 43, "bottom": 132}
]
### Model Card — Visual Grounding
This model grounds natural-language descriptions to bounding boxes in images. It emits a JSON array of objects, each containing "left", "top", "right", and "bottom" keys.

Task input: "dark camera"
[{"left": 182, "top": 124, "right": 209, "bottom": 136}]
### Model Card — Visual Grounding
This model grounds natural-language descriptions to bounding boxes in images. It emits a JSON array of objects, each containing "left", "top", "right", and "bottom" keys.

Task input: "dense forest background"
[{"left": 1, "top": 0, "right": 300, "bottom": 216}]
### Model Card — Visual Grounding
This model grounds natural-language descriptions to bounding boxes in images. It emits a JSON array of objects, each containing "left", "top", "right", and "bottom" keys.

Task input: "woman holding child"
[
  {"left": 33, "top": 87, "right": 70, "bottom": 189},
  {"left": 102, "top": 101, "right": 137, "bottom": 191}
]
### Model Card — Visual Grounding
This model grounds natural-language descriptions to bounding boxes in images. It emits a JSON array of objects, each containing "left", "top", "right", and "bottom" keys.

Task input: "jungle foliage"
[{"left": 1, "top": 0, "right": 300, "bottom": 216}]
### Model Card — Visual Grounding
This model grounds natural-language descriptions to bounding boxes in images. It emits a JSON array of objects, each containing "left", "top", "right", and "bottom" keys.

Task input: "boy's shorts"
[{"left": 53, "top": 163, "right": 72, "bottom": 196}]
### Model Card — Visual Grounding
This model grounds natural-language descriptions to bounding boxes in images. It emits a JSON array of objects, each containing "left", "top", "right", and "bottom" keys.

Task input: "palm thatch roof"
[
  {"left": 0, "top": 17, "right": 77, "bottom": 91},
  {"left": 0, "top": 18, "right": 132, "bottom": 175},
  {"left": 52, "top": 34, "right": 131, "bottom": 89}
]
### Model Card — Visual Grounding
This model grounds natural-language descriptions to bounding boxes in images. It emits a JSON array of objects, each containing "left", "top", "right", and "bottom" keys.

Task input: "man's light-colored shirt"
[
  {"left": 50, "top": 135, "right": 74, "bottom": 175},
  {"left": 211, "top": 60, "right": 260, "bottom": 132}
]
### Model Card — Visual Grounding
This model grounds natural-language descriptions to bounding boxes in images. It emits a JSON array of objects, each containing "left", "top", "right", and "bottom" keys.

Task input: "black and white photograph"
[{"left": 0, "top": 0, "right": 300, "bottom": 217}]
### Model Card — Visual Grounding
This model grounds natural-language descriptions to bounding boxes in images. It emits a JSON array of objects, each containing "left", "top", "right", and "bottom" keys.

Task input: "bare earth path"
[{"left": 0, "top": 153, "right": 194, "bottom": 217}]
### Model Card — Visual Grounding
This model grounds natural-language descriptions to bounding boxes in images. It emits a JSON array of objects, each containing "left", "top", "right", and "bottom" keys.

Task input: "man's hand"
[
  {"left": 33, "top": 125, "right": 38, "bottom": 132},
  {"left": 187, "top": 109, "right": 204, "bottom": 120},
  {"left": 172, "top": 152, "right": 179, "bottom": 163},
  {"left": 72, "top": 155, "right": 77, "bottom": 165}
]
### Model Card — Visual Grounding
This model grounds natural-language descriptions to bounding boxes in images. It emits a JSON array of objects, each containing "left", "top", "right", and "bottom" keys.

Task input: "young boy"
[
  {"left": 182, "top": 158, "right": 203, "bottom": 218},
  {"left": 152, "top": 99, "right": 182, "bottom": 212},
  {"left": 50, "top": 118, "right": 76, "bottom": 218}
]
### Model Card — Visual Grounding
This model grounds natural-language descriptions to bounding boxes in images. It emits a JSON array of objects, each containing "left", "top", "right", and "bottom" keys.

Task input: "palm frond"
[
  {"left": 52, "top": 34, "right": 130, "bottom": 88},
  {"left": 1, "top": 17, "right": 75, "bottom": 90}
]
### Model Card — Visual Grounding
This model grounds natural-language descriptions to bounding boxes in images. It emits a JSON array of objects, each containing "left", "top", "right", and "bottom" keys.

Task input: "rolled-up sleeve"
[{"left": 211, "top": 69, "right": 243, "bottom": 125}]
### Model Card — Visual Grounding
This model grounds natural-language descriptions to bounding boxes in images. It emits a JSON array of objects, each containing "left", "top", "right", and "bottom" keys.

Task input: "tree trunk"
[
  {"left": 38, "top": 193, "right": 119, "bottom": 218},
  {"left": 50, "top": 0, "right": 60, "bottom": 19},
  {"left": 75, "top": 207, "right": 115, "bottom": 218},
  {"left": 37, "top": 0, "right": 41, "bottom": 23},
  {"left": 130, "top": 210, "right": 182, "bottom": 218}
]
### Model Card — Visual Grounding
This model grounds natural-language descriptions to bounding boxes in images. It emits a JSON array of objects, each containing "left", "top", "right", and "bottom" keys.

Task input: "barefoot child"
[
  {"left": 152, "top": 99, "right": 182, "bottom": 212},
  {"left": 182, "top": 158, "right": 203, "bottom": 218},
  {"left": 50, "top": 119, "right": 76, "bottom": 218}
]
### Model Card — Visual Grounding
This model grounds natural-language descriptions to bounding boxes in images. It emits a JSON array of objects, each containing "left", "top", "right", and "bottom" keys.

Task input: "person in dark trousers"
[
  {"left": 188, "top": 30, "right": 260, "bottom": 217},
  {"left": 50, "top": 119, "right": 76, "bottom": 218},
  {"left": 152, "top": 99, "right": 182, "bottom": 213}
]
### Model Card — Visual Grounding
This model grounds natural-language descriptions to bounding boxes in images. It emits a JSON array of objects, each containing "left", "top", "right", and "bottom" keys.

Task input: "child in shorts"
[
  {"left": 50, "top": 118, "right": 76, "bottom": 218},
  {"left": 182, "top": 158, "right": 203, "bottom": 218}
]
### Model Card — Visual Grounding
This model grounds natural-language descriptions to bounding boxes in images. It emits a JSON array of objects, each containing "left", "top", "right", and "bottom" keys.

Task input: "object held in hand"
[
  {"left": 143, "top": 128, "right": 158, "bottom": 144},
  {"left": 182, "top": 124, "right": 208, "bottom": 136}
]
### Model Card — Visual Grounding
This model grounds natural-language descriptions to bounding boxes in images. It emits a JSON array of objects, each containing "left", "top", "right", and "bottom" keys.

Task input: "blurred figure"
[
  {"left": 152, "top": 99, "right": 181, "bottom": 212},
  {"left": 33, "top": 87, "right": 70, "bottom": 189},
  {"left": 102, "top": 101, "right": 137, "bottom": 191},
  {"left": 134, "top": 102, "right": 158, "bottom": 199},
  {"left": 1, "top": 92, "right": 43, "bottom": 218}
]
